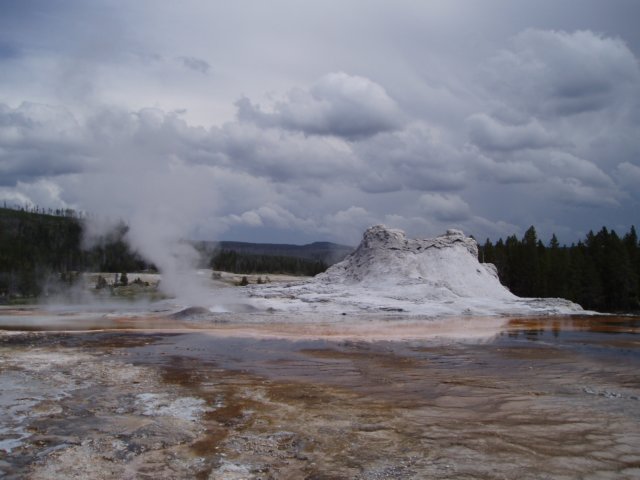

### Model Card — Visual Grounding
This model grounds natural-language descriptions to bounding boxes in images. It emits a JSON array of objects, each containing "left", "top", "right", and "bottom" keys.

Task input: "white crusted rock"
[
  {"left": 249, "top": 225, "right": 587, "bottom": 316},
  {"left": 316, "top": 225, "right": 502, "bottom": 299}
]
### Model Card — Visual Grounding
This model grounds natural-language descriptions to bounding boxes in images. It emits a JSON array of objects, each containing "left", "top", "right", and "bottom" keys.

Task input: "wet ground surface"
[{"left": 1, "top": 312, "right": 639, "bottom": 479}]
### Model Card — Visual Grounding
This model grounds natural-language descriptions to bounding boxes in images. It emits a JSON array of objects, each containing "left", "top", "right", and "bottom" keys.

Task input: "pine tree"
[{"left": 546, "top": 234, "right": 568, "bottom": 299}]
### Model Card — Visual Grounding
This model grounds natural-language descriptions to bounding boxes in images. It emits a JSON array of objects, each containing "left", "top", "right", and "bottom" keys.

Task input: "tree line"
[
  {"left": 0, "top": 207, "right": 150, "bottom": 299},
  {"left": 210, "top": 249, "right": 328, "bottom": 276},
  {"left": 479, "top": 225, "right": 640, "bottom": 312},
  {"left": 0, "top": 206, "right": 327, "bottom": 300},
  {"left": 1, "top": 202, "right": 83, "bottom": 219}
]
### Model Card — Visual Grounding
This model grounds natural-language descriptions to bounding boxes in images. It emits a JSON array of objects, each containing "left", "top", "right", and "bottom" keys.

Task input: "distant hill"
[{"left": 195, "top": 240, "right": 354, "bottom": 266}]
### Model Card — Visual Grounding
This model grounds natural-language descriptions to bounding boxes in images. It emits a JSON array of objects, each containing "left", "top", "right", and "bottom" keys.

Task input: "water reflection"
[
  {"left": 1, "top": 311, "right": 640, "bottom": 479},
  {"left": 506, "top": 315, "right": 640, "bottom": 337}
]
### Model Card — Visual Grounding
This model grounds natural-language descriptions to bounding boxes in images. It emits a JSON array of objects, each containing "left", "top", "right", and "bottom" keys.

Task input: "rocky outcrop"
[
  {"left": 358, "top": 225, "right": 478, "bottom": 256},
  {"left": 316, "top": 225, "right": 513, "bottom": 299},
  {"left": 250, "top": 225, "right": 586, "bottom": 316}
]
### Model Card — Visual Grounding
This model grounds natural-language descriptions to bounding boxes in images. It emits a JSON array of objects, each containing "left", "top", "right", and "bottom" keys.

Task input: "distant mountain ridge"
[{"left": 195, "top": 240, "right": 354, "bottom": 266}]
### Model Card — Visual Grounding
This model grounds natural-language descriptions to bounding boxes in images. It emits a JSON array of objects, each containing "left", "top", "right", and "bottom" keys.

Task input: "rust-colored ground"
[{"left": 1, "top": 313, "right": 639, "bottom": 479}]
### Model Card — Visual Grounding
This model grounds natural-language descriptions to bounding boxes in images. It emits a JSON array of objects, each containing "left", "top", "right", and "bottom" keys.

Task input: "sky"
[{"left": 1, "top": 0, "right": 639, "bottom": 248}]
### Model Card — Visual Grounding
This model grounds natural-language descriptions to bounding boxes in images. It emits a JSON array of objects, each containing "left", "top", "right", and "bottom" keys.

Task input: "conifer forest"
[{"left": 479, "top": 226, "right": 640, "bottom": 313}]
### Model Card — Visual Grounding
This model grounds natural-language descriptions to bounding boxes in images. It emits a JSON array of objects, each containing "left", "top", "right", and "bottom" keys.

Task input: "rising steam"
[{"left": 74, "top": 112, "right": 226, "bottom": 307}]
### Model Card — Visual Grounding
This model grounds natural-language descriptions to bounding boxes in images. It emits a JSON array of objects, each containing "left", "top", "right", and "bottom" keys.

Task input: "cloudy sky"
[{"left": 1, "top": 0, "right": 639, "bottom": 247}]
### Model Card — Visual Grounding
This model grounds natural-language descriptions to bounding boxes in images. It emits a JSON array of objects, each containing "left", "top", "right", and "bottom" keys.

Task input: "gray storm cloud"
[
  {"left": 466, "top": 114, "right": 561, "bottom": 152},
  {"left": 0, "top": 1, "right": 639, "bottom": 247},
  {"left": 487, "top": 29, "right": 640, "bottom": 116}
]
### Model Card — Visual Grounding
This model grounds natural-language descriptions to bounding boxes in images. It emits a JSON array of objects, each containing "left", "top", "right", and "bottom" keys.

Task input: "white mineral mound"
[
  {"left": 250, "top": 225, "right": 586, "bottom": 316},
  {"left": 317, "top": 225, "right": 514, "bottom": 300}
]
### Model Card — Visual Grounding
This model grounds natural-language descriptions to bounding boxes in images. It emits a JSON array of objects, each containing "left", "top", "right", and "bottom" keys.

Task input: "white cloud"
[
  {"left": 474, "top": 154, "right": 543, "bottom": 184},
  {"left": 0, "top": 178, "right": 70, "bottom": 209},
  {"left": 226, "top": 210, "right": 263, "bottom": 228},
  {"left": 466, "top": 113, "right": 560, "bottom": 152},
  {"left": 236, "top": 72, "right": 404, "bottom": 138},
  {"left": 1, "top": 2, "right": 640, "bottom": 247},
  {"left": 545, "top": 177, "right": 621, "bottom": 208},
  {"left": 419, "top": 193, "right": 472, "bottom": 222},
  {"left": 0, "top": 102, "right": 92, "bottom": 184},
  {"left": 614, "top": 161, "right": 640, "bottom": 191},
  {"left": 319, "top": 206, "right": 377, "bottom": 243},
  {"left": 215, "top": 121, "right": 361, "bottom": 182},
  {"left": 354, "top": 122, "right": 468, "bottom": 193},
  {"left": 223, "top": 204, "right": 316, "bottom": 233},
  {"left": 488, "top": 29, "right": 640, "bottom": 117},
  {"left": 540, "top": 151, "right": 615, "bottom": 189}
]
